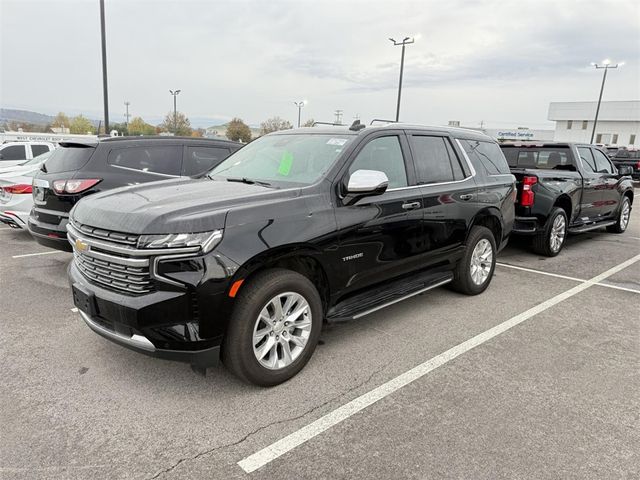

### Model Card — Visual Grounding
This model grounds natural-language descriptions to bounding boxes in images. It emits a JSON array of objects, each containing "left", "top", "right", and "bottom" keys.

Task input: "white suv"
[{"left": 0, "top": 142, "right": 55, "bottom": 167}]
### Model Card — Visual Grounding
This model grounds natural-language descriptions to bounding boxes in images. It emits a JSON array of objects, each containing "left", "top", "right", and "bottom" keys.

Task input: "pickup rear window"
[
  {"left": 501, "top": 147, "right": 575, "bottom": 171},
  {"left": 44, "top": 144, "right": 95, "bottom": 174}
]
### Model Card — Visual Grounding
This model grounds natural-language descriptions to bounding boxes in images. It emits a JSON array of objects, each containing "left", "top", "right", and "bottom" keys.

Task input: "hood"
[{"left": 71, "top": 177, "right": 300, "bottom": 234}]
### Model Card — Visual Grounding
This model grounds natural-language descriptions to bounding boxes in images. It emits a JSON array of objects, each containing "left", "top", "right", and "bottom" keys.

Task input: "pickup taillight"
[
  {"left": 636, "top": 161, "right": 640, "bottom": 170},
  {"left": 521, "top": 176, "right": 537, "bottom": 207}
]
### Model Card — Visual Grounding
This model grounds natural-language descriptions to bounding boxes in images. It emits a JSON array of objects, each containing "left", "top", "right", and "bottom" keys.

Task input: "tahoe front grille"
[
  {"left": 74, "top": 250, "right": 154, "bottom": 295},
  {"left": 71, "top": 219, "right": 140, "bottom": 246}
]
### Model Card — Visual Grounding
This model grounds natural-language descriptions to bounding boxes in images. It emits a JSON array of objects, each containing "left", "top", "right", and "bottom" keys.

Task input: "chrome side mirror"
[{"left": 344, "top": 169, "right": 389, "bottom": 205}]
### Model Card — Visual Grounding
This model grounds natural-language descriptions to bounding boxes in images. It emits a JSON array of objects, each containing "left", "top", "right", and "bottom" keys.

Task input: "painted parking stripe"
[
  {"left": 12, "top": 251, "right": 66, "bottom": 259},
  {"left": 238, "top": 253, "right": 640, "bottom": 474},
  {"left": 497, "top": 262, "right": 640, "bottom": 295}
]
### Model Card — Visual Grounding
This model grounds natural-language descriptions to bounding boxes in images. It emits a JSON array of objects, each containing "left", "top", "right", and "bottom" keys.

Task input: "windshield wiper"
[{"left": 226, "top": 177, "right": 272, "bottom": 187}]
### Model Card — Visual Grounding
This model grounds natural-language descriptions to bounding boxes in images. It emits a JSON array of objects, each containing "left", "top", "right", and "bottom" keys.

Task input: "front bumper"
[
  {"left": 79, "top": 310, "right": 220, "bottom": 369},
  {"left": 69, "top": 261, "right": 225, "bottom": 369}
]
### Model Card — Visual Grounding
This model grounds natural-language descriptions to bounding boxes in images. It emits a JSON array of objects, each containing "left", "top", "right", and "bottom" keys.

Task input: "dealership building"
[{"left": 548, "top": 100, "right": 639, "bottom": 146}]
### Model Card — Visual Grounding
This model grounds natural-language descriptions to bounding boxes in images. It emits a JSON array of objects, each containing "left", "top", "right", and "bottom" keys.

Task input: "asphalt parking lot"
[{"left": 1, "top": 202, "right": 639, "bottom": 480}]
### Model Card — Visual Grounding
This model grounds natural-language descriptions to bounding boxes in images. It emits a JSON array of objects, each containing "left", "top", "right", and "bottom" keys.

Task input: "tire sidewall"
[
  {"left": 546, "top": 208, "right": 568, "bottom": 256},
  {"left": 226, "top": 270, "right": 323, "bottom": 386},
  {"left": 618, "top": 197, "right": 630, "bottom": 232},
  {"left": 462, "top": 227, "right": 497, "bottom": 295}
]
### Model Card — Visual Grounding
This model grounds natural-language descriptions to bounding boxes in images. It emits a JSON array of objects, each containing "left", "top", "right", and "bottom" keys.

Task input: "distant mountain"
[{"left": 0, "top": 108, "right": 56, "bottom": 126}]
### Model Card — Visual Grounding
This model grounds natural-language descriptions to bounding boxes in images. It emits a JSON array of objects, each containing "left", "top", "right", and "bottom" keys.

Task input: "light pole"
[
  {"left": 124, "top": 101, "right": 130, "bottom": 129},
  {"left": 99, "top": 0, "right": 109, "bottom": 133},
  {"left": 169, "top": 89, "right": 181, "bottom": 134},
  {"left": 294, "top": 100, "right": 306, "bottom": 127},
  {"left": 389, "top": 36, "right": 416, "bottom": 122},
  {"left": 590, "top": 60, "right": 622, "bottom": 144}
]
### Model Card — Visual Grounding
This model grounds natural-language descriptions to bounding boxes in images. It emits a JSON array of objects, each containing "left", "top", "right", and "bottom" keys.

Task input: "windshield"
[{"left": 208, "top": 133, "right": 354, "bottom": 186}]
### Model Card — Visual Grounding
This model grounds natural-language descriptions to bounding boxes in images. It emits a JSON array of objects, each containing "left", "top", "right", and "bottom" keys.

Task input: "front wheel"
[
  {"left": 450, "top": 226, "right": 497, "bottom": 295},
  {"left": 222, "top": 269, "right": 323, "bottom": 387},
  {"left": 607, "top": 196, "right": 631, "bottom": 234}
]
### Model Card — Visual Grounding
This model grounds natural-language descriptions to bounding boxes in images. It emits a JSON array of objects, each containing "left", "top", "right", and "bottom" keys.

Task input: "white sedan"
[{"left": 0, "top": 155, "right": 49, "bottom": 229}]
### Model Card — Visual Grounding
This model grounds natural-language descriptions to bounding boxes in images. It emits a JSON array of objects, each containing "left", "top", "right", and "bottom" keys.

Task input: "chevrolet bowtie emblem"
[{"left": 75, "top": 238, "right": 89, "bottom": 252}]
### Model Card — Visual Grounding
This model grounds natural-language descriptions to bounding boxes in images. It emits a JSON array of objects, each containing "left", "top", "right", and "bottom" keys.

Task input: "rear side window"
[
  {"left": 0, "top": 144, "right": 27, "bottom": 161},
  {"left": 501, "top": 147, "right": 575, "bottom": 171},
  {"left": 459, "top": 139, "right": 510, "bottom": 175},
  {"left": 410, "top": 136, "right": 465, "bottom": 184},
  {"left": 592, "top": 149, "right": 613, "bottom": 174},
  {"left": 44, "top": 145, "right": 95, "bottom": 173},
  {"left": 577, "top": 147, "right": 597, "bottom": 173},
  {"left": 108, "top": 146, "right": 182, "bottom": 176},
  {"left": 182, "top": 146, "right": 230, "bottom": 176},
  {"left": 31, "top": 144, "right": 50, "bottom": 157}
]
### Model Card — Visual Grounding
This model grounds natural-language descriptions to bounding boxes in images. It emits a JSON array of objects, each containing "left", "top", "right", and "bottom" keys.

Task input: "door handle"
[
  {"left": 401, "top": 201, "right": 421, "bottom": 210},
  {"left": 459, "top": 194, "right": 473, "bottom": 201}
]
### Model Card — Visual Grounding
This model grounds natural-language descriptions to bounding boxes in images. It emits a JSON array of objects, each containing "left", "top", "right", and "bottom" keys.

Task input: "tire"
[
  {"left": 450, "top": 226, "right": 497, "bottom": 295},
  {"left": 532, "top": 207, "right": 567, "bottom": 257},
  {"left": 222, "top": 268, "right": 323, "bottom": 387},
  {"left": 606, "top": 196, "right": 631, "bottom": 234}
]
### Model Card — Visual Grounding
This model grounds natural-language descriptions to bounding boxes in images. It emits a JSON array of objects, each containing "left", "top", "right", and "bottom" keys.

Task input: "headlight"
[{"left": 137, "top": 230, "right": 223, "bottom": 253}]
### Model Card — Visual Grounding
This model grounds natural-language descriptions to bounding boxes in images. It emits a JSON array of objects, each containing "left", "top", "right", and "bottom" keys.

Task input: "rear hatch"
[{"left": 32, "top": 142, "right": 98, "bottom": 225}]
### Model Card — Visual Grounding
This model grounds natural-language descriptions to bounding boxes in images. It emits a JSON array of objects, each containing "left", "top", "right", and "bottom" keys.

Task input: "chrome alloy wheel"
[
  {"left": 549, "top": 214, "right": 566, "bottom": 253},
  {"left": 620, "top": 200, "right": 631, "bottom": 231},
  {"left": 252, "top": 292, "right": 312, "bottom": 370},
  {"left": 470, "top": 238, "right": 493, "bottom": 286}
]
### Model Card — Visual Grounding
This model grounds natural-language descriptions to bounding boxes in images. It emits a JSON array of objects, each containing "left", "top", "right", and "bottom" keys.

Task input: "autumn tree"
[
  {"left": 160, "top": 111, "right": 192, "bottom": 136},
  {"left": 51, "top": 112, "right": 70, "bottom": 129},
  {"left": 259, "top": 116, "right": 292, "bottom": 136},
  {"left": 226, "top": 118, "right": 252, "bottom": 143},
  {"left": 69, "top": 115, "right": 95, "bottom": 134},
  {"left": 110, "top": 122, "right": 129, "bottom": 136},
  {"left": 127, "top": 117, "right": 156, "bottom": 136}
]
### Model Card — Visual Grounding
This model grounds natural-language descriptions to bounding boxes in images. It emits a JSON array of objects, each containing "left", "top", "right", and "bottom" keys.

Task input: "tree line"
[{"left": 2, "top": 111, "right": 316, "bottom": 143}]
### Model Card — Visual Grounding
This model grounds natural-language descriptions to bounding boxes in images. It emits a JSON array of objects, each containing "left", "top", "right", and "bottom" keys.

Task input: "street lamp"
[
  {"left": 169, "top": 89, "right": 181, "bottom": 134},
  {"left": 389, "top": 36, "right": 416, "bottom": 122},
  {"left": 294, "top": 100, "right": 306, "bottom": 127},
  {"left": 99, "top": 0, "right": 109, "bottom": 134},
  {"left": 590, "top": 60, "right": 622, "bottom": 144}
]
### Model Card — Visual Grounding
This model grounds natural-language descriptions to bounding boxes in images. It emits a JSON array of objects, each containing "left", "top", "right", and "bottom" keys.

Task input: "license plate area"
[{"left": 72, "top": 283, "right": 97, "bottom": 317}]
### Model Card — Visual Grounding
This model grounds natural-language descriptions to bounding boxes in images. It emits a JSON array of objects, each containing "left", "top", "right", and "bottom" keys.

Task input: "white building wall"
[{"left": 549, "top": 101, "right": 640, "bottom": 146}]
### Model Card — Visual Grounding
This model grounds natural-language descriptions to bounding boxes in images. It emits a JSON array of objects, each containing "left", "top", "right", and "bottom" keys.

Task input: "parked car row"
[{"left": 4, "top": 125, "right": 634, "bottom": 386}]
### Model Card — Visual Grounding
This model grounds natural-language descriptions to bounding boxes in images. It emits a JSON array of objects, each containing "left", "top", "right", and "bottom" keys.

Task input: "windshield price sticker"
[{"left": 327, "top": 138, "right": 348, "bottom": 146}]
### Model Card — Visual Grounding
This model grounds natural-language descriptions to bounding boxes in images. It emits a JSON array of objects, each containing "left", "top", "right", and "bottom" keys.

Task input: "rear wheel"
[
  {"left": 533, "top": 207, "right": 567, "bottom": 257},
  {"left": 607, "top": 196, "right": 631, "bottom": 233},
  {"left": 450, "top": 226, "right": 496, "bottom": 295},
  {"left": 222, "top": 269, "right": 322, "bottom": 386}
]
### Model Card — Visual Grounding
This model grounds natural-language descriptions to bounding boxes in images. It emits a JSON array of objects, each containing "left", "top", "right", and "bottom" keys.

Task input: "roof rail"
[
  {"left": 370, "top": 119, "right": 397, "bottom": 125},
  {"left": 312, "top": 121, "right": 342, "bottom": 127}
]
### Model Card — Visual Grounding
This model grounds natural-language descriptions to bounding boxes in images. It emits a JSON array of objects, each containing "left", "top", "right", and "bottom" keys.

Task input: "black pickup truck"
[
  {"left": 500, "top": 142, "right": 634, "bottom": 256},
  {"left": 611, "top": 148, "right": 640, "bottom": 180},
  {"left": 67, "top": 122, "right": 515, "bottom": 385}
]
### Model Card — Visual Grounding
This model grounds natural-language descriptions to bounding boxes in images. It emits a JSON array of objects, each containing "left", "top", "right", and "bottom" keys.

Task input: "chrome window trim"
[
  {"left": 67, "top": 223, "right": 200, "bottom": 256},
  {"left": 109, "top": 163, "right": 180, "bottom": 178},
  {"left": 455, "top": 138, "right": 478, "bottom": 177}
]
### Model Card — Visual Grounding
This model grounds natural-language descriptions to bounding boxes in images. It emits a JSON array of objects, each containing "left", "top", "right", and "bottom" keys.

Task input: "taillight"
[
  {"left": 52, "top": 179, "right": 101, "bottom": 194},
  {"left": 2, "top": 184, "right": 33, "bottom": 194},
  {"left": 636, "top": 161, "right": 640, "bottom": 170},
  {"left": 521, "top": 176, "right": 537, "bottom": 207}
]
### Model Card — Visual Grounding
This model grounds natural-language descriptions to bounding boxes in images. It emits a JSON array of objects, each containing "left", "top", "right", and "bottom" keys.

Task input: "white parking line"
[
  {"left": 12, "top": 251, "right": 66, "bottom": 259},
  {"left": 237, "top": 253, "right": 640, "bottom": 474},
  {"left": 497, "top": 262, "right": 640, "bottom": 295}
]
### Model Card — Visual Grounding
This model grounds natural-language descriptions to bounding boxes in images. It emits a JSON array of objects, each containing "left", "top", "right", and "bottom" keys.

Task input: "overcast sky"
[{"left": 1, "top": 0, "right": 639, "bottom": 128}]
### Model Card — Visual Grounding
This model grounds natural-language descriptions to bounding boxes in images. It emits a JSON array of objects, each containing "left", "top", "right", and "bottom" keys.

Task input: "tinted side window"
[
  {"left": 592, "top": 149, "right": 613, "bottom": 174},
  {"left": 460, "top": 139, "right": 510, "bottom": 175},
  {"left": 410, "top": 136, "right": 458, "bottom": 184},
  {"left": 108, "top": 146, "right": 182, "bottom": 176},
  {"left": 0, "top": 145, "right": 26, "bottom": 161},
  {"left": 183, "top": 146, "right": 230, "bottom": 176},
  {"left": 349, "top": 136, "right": 407, "bottom": 189},
  {"left": 31, "top": 145, "right": 50, "bottom": 157},
  {"left": 577, "top": 147, "right": 596, "bottom": 173}
]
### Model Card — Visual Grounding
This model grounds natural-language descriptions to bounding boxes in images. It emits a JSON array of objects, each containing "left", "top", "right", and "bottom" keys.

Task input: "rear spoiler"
[{"left": 58, "top": 141, "right": 99, "bottom": 148}]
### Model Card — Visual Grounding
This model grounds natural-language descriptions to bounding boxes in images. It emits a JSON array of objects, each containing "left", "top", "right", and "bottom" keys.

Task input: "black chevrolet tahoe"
[
  {"left": 29, "top": 136, "right": 241, "bottom": 251},
  {"left": 67, "top": 123, "right": 515, "bottom": 386},
  {"left": 500, "top": 142, "right": 634, "bottom": 256}
]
